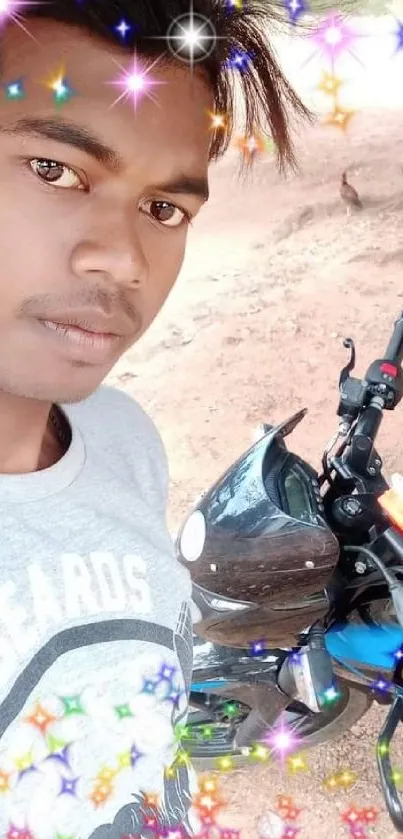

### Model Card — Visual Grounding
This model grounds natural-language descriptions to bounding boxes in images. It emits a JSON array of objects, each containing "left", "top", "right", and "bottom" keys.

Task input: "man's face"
[{"left": 0, "top": 20, "right": 212, "bottom": 403}]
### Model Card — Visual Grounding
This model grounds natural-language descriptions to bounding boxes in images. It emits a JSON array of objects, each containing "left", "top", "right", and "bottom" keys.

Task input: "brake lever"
[
  {"left": 339, "top": 338, "right": 356, "bottom": 389},
  {"left": 377, "top": 695, "right": 403, "bottom": 831}
]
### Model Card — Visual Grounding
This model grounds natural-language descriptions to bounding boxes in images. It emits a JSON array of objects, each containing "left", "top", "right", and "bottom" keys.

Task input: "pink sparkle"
[
  {"left": 263, "top": 721, "right": 299, "bottom": 758},
  {"left": 284, "top": 828, "right": 300, "bottom": 839},
  {"left": 0, "top": 0, "right": 41, "bottom": 39},
  {"left": 107, "top": 52, "right": 166, "bottom": 112},
  {"left": 311, "top": 11, "right": 356, "bottom": 60}
]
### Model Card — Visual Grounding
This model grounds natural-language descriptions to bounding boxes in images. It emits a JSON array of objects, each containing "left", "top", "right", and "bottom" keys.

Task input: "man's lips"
[
  {"left": 36, "top": 308, "right": 134, "bottom": 337},
  {"left": 40, "top": 320, "right": 117, "bottom": 338}
]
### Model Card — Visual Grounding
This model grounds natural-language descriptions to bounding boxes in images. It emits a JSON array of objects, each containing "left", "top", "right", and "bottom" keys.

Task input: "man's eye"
[
  {"left": 29, "top": 158, "right": 86, "bottom": 190},
  {"left": 144, "top": 200, "right": 190, "bottom": 228}
]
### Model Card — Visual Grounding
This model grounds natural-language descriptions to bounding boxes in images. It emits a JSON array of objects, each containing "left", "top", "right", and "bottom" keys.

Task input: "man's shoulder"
[
  {"left": 62, "top": 385, "right": 169, "bottom": 504},
  {"left": 63, "top": 384, "right": 159, "bottom": 442}
]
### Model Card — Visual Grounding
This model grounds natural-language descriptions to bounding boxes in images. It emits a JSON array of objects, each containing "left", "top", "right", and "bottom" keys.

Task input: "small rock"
[{"left": 117, "top": 372, "right": 137, "bottom": 383}]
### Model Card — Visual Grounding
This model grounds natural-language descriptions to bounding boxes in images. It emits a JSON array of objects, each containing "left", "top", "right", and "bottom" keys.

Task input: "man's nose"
[{"left": 71, "top": 217, "right": 148, "bottom": 288}]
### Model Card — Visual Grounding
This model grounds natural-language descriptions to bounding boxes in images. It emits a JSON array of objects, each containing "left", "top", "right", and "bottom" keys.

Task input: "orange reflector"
[{"left": 378, "top": 487, "right": 403, "bottom": 531}]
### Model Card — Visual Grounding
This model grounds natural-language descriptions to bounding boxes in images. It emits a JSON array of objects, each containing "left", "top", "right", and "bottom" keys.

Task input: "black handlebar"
[
  {"left": 384, "top": 311, "right": 403, "bottom": 366},
  {"left": 334, "top": 311, "right": 403, "bottom": 481},
  {"left": 377, "top": 696, "right": 403, "bottom": 832}
]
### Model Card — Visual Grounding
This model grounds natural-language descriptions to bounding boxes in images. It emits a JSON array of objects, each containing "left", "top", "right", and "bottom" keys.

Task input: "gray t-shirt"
[{"left": 0, "top": 385, "right": 200, "bottom": 839}]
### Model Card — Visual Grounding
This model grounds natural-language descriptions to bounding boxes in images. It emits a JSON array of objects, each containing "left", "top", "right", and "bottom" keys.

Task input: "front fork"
[{"left": 191, "top": 625, "right": 338, "bottom": 749}]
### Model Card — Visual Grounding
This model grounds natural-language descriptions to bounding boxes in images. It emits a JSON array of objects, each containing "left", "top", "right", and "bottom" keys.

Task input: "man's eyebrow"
[
  {"left": 0, "top": 116, "right": 123, "bottom": 170},
  {"left": 0, "top": 115, "right": 210, "bottom": 200},
  {"left": 154, "top": 175, "right": 209, "bottom": 202}
]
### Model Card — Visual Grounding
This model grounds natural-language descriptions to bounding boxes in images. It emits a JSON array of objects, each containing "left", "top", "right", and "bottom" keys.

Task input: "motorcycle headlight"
[{"left": 179, "top": 510, "right": 206, "bottom": 562}]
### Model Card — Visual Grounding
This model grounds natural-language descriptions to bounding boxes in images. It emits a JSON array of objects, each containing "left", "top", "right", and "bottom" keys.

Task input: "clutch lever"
[{"left": 377, "top": 695, "right": 403, "bottom": 831}]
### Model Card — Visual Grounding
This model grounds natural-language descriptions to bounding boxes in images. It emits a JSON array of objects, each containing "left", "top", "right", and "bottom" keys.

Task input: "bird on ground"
[{"left": 340, "top": 171, "right": 363, "bottom": 216}]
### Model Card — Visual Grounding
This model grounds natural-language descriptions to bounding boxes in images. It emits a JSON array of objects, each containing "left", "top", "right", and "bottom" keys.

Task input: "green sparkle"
[
  {"left": 201, "top": 725, "right": 214, "bottom": 739},
  {"left": 60, "top": 695, "right": 85, "bottom": 716},
  {"left": 222, "top": 701, "right": 240, "bottom": 719},
  {"left": 174, "top": 723, "right": 191, "bottom": 741},
  {"left": 47, "top": 734, "right": 68, "bottom": 754},
  {"left": 114, "top": 703, "right": 133, "bottom": 720}
]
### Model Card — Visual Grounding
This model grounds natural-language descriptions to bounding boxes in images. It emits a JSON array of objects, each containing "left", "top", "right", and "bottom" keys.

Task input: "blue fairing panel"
[{"left": 325, "top": 623, "right": 403, "bottom": 669}]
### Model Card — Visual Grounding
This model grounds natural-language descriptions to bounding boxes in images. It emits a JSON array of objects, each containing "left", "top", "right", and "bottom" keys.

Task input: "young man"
[{"left": 0, "top": 1, "right": 309, "bottom": 836}]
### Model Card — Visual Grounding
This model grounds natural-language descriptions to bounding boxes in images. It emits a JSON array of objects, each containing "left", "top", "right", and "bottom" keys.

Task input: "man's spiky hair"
[{"left": 23, "top": 0, "right": 313, "bottom": 170}]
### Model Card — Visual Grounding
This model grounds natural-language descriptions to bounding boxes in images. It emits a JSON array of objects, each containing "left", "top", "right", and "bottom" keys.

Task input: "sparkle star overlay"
[
  {"left": 310, "top": 11, "right": 357, "bottom": 62},
  {"left": 0, "top": 0, "right": 40, "bottom": 41},
  {"left": 114, "top": 17, "right": 135, "bottom": 42},
  {"left": 393, "top": 17, "right": 403, "bottom": 52},
  {"left": 166, "top": 10, "right": 217, "bottom": 67},
  {"left": 3, "top": 78, "right": 25, "bottom": 100},
  {"left": 297, "top": 10, "right": 370, "bottom": 134},
  {"left": 284, "top": 0, "right": 309, "bottom": 26},
  {"left": 106, "top": 52, "right": 167, "bottom": 112},
  {"left": 145, "top": 1, "right": 227, "bottom": 74},
  {"left": 41, "top": 66, "right": 76, "bottom": 106}
]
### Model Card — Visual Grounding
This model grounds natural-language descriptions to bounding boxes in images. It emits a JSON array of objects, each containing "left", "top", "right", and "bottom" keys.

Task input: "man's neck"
[{"left": 0, "top": 393, "right": 61, "bottom": 474}]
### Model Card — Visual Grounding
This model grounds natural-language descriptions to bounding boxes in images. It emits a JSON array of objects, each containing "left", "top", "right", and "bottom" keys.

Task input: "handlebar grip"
[{"left": 385, "top": 312, "right": 403, "bottom": 365}]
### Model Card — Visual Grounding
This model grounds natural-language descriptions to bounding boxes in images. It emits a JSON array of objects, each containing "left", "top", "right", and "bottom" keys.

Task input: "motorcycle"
[{"left": 175, "top": 309, "right": 403, "bottom": 832}]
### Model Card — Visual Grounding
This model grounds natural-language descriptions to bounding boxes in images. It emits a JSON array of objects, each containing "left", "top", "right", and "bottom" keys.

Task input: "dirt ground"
[{"left": 106, "top": 37, "right": 403, "bottom": 839}]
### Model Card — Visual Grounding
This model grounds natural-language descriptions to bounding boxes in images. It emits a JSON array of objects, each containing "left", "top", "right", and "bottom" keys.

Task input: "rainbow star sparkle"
[
  {"left": 107, "top": 52, "right": 166, "bottom": 111},
  {"left": 42, "top": 67, "right": 76, "bottom": 106}
]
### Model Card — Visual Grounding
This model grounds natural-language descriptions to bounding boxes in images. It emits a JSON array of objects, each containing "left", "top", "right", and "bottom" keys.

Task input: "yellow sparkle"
[
  {"left": 116, "top": 751, "right": 131, "bottom": 770},
  {"left": 323, "top": 106, "right": 355, "bottom": 132},
  {"left": 0, "top": 769, "right": 10, "bottom": 792},
  {"left": 15, "top": 751, "right": 34, "bottom": 772},
  {"left": 338, "top": 769, "right": 358, "bottom": 788},
  {"left": 96, "top": 766, "right": 117, "bottom": 783},
  {"left": 216, "top": 755, "right": 235, "bottom": 771},
  {"left": 287, "top": 752, "right": 309, "bottom": 774},
  {"left": 250, "top": 743, "right": 270, "bottom": 762},
  {"left": 323, "top": 773, "right": 339, "bottom": 790},
  {"left": 199, "top": 775, "right": 219, "bottom": 794},
  {"left": 164, "top": 764, "right": 177, "bottom": 780},
  {"left": 392, "top": 768, "right": 403, "bottom": 784},
  {"left": 317, "top": 71, "right": 343, "bottom": 98},
  {"left": 40, "top": 63, "right": 66, "bottom": 94},
  {"left": 208, "top": 110, "right": 227, "bottom": 130}
]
